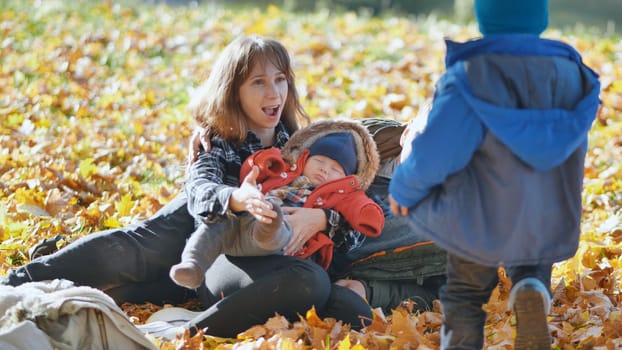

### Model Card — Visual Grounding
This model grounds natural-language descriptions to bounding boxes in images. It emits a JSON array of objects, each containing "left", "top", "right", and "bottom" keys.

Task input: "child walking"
[
  {"left": 389, "top": 1, "right": 601, "bottom": 349},
  {"left": 171, "top": 119, "right": 384, "bottom": 289}
]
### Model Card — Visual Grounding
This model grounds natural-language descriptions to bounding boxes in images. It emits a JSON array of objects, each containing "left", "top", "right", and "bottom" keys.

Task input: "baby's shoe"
[
  {"left": 169, "top": 262, "right": 203, "bottom": 290},
  {"left": 509, "top": 277, "right": 552, "bottom": 350}
]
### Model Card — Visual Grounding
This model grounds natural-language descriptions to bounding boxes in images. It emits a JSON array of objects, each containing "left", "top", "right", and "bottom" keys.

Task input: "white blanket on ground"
[{"left": 0, "top": 279, "right": 157, "bottom": 350}]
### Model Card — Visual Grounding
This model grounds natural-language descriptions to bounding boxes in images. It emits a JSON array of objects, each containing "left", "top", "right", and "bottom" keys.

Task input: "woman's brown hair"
[{"left": 188, "top": 35, "right": 310, "bottom": 144}]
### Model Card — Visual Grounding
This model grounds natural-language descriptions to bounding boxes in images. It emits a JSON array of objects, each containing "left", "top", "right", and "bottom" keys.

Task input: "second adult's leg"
[
  {"left": 362, "top": 276, "right": 445, "bottom": 315},
  {"left": 354, "top": 175, "right": 430, "bottom": 261}
]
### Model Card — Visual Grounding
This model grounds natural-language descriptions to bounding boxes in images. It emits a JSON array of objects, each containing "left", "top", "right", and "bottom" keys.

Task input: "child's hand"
[
  {"left": 230, "top": 166, "right": 276, "bottom": 223},
  {"left": 389, "top": 195, "right": 409, "bottom": 216}
]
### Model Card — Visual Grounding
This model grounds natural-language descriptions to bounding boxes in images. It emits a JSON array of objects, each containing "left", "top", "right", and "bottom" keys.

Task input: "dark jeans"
[
  {"left": 364, "top": 275, "right": 445, "bottom": 315},
  {"left": 5, "top": 194, "right": 195, "bottom": 304},
  {"left": 440, "top": 253, "right": 551, "bottom": 350},
  {"left": 2, "top": 193, "right": 371, "bottom": 337},
  {"left": 190, "top": 254, "right": 372, "bottom": 337},
  {"left": 357, "top": 175, "right": 440, "bottom": 260}
]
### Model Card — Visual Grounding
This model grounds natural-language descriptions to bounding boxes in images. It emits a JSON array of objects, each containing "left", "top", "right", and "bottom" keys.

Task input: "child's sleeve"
[
  {"left": 334, "top": 192, "right": 384, "bottom": 237},
  {"left": 239, "top": 148, "right": 286, "bottom": 185},
  {"left": 389, "top": 74, "right": 484, "bottom": 208}
]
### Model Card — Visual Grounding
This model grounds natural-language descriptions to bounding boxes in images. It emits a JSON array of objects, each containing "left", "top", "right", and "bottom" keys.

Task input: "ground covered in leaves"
[{"left": 1, "top": 1, "right": 621, "bottom": 349}]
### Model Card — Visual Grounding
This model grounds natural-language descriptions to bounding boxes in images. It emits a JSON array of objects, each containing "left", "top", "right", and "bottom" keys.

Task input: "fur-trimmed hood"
[{"left": 281, "top": 119, "right": 380, "bottom": 190}]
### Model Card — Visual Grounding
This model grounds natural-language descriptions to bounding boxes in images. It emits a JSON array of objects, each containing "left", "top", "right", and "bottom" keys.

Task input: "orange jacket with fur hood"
[{"left": 240, "top": 119, "right": 384, "bottom": 268}]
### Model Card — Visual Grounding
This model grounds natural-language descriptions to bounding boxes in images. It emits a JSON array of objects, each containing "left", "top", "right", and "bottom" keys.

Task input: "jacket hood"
[
  {"left": 448, "top": 36, "right": 601, "bottom": 171},
  {"left": 282, "top": 119, "right": 380, "bottom": 190},
  {"left": 463, "top": 82, "right": 599, "bottom": 171}
]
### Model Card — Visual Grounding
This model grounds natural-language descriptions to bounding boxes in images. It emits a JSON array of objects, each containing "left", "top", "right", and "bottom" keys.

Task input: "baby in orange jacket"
[{"left": 170, "top": 119, "right": 384, "bottom": 289}]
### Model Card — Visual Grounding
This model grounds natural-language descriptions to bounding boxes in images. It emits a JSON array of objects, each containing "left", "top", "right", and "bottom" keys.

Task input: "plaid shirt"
[
  {"left": 266, "top": 176, "right": 314, "bottom": 207},
  {"left": 185, "top": 122, "right": 353, "bottom": 242},
  {"left": 185, "top": 123, "right": 288, "bottom": 220}
]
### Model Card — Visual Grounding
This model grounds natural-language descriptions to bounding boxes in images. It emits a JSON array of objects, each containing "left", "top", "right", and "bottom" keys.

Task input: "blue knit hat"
[
  {"left": 308, "top": 132, "right": 358, "bottom": 175},
  {"left": 475, "top": 0, "right": 548, "bottom": 35}
]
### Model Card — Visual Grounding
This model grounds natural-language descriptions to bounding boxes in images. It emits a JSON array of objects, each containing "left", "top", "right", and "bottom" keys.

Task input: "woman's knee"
[
  {"left": 286, "top": 259, "right": 331, "bottom": 305},
  {"left": 200, "top": 256, "right": 331, "bottom": 311}
]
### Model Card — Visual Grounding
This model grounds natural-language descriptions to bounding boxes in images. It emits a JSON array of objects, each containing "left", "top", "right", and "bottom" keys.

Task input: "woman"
[{"left": 3, "top": 35, "right": 372, "bottom": 337}]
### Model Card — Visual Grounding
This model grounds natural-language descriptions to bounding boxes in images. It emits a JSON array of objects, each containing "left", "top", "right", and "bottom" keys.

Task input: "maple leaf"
[
  {"left": 115, "top": 193, "right": 135, "bottom": 217},
  {"left": 79, "top": 158, "right": 98, "bottom": 178}
]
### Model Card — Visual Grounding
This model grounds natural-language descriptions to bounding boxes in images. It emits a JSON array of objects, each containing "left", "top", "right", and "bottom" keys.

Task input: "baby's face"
[{"left": 303, "top": 155, "right": 346, "bottom": 186}]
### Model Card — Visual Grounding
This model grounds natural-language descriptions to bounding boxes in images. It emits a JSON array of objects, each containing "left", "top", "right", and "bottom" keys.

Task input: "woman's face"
[{"left": 239, "top": 59, "right": 288, "bottom": 134}]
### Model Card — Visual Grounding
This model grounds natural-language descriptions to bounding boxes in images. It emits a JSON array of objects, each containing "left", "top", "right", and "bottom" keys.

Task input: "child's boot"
[{"left": 509, "top": 277, "right": 552, "bottom": 350}]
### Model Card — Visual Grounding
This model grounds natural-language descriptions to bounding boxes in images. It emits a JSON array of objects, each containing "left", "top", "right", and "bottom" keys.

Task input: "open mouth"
[{"left": 262, "top": 104, "right": 280, "bottom": 117}]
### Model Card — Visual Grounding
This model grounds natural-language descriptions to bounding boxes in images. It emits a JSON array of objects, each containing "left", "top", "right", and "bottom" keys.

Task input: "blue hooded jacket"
[{"left": 389, "top": 34, "right": 600, "bottom": 267}]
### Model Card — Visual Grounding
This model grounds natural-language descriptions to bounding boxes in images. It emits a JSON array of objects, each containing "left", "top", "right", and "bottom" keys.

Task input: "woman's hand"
[
  {"left": 230, "top": 166, "right": 277, "bottom": 223},
  {"left": 282, "top": 207, "right": 326, "bottom": 255},
  {"left": 187, "top": 126, "right": 212, "bottom": 165},
  {"left": 389, "top": 195, "right": 409, "bottom": 216}
]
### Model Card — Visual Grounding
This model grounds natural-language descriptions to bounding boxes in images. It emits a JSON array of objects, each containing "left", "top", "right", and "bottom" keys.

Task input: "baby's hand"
[{"left": 231, "top": 166, "right": 276, "bottom": 223}]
